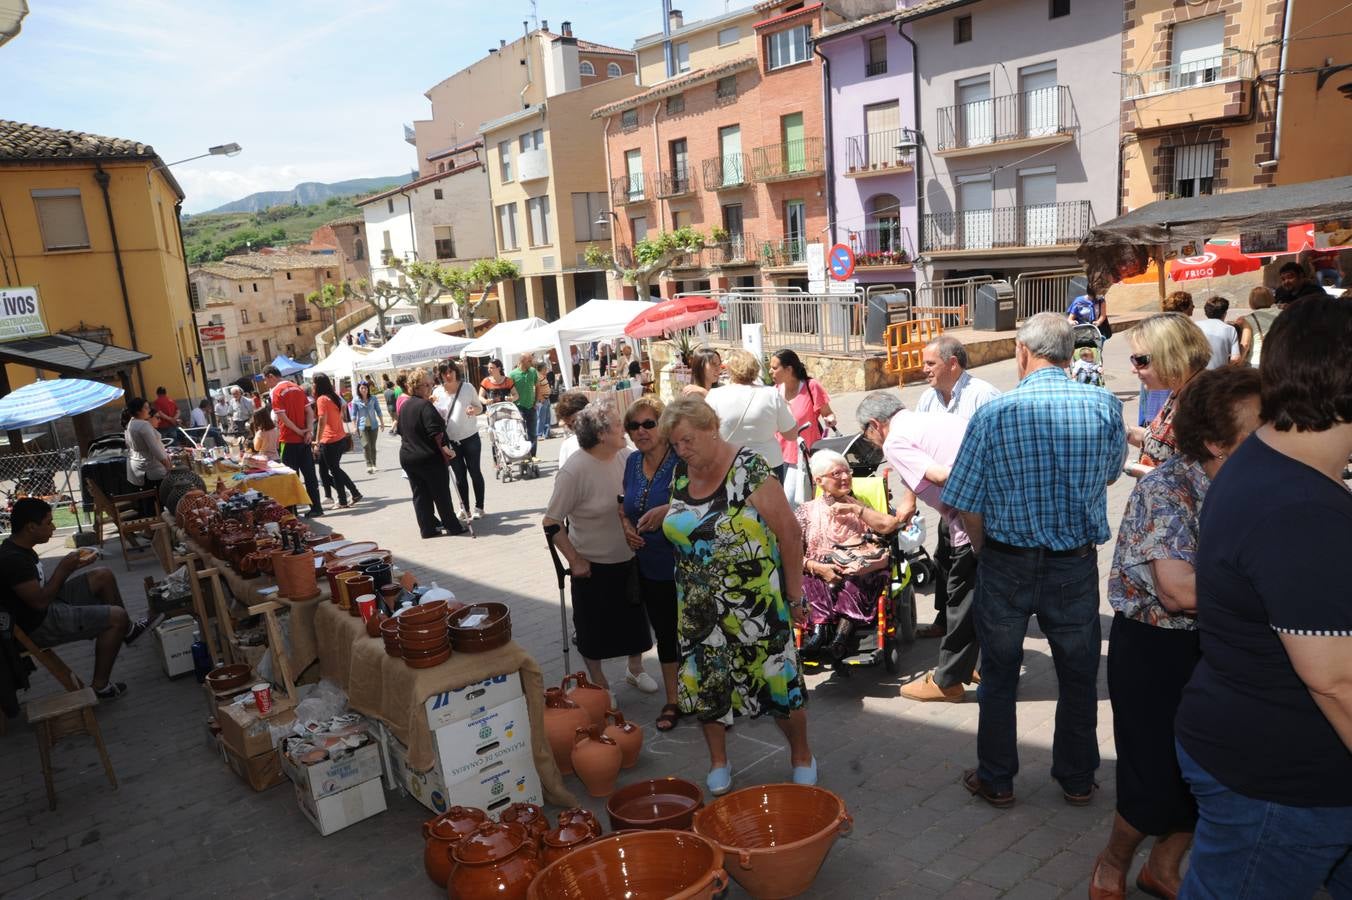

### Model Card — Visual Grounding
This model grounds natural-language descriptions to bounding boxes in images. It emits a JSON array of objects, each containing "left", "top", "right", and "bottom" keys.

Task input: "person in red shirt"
[
  {"left": 262, "top": 365, "right": 324, "bottom": 517},
  {"left": 151, "top": 386, "right": 184, "bottom": 443}
]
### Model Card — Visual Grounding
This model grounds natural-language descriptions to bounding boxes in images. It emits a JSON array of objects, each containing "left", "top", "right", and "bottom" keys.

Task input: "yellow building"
[{"left": 0, "top": 120, "right": 200, "bottom": 410}]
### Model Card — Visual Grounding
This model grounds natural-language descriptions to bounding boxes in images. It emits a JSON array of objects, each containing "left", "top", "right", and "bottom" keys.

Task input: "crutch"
[{"left": 543, "top": 523, "right": 572, "bottom": 673}]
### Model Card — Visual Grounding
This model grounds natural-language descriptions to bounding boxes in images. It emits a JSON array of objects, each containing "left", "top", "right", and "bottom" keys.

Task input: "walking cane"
[{"left": 543, "top": 523, "right": 571, "bottom": 674}]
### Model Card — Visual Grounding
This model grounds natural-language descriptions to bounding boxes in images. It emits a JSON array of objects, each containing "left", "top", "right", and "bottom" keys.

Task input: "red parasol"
[
  {"left": 1169, "top": 242, "right": 1263, "bottom": 282},
  {"left": 623, "top": 295, "right": 721, "bottom": 338}
]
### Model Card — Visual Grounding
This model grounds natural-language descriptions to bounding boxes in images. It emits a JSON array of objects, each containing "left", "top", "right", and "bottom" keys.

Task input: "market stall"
[
  {"left": 353, "top": 324, "right": 475, "bottom": 372},
  {"left": 194, "top": 457, "right": 310, "bottom": 508},
  {"left": 304, "top": 342, "right": 370, "bottom": 381},
  {"left": 461, "top": 317, "right": 550, "bottom": 360},
  {"left": 501, "top": 300, "right": 650, "bottom": 390}
]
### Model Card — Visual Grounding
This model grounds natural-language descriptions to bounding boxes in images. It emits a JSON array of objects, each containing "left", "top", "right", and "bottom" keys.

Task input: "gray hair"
[
  {"left": 1017, "top": 312, "right": 1074, "bottom": 364},
  {"left": 926, "top": 334, "right": 969, "bottom": 369},
  {"left": 808, "top": 448, "right": 849, "bottom": 478},
  {"left": 573, "top": 403, "right": 618, "bottom": 450},
  {"left": 855, "top": 390, "right": 905, "bottom": 431}
]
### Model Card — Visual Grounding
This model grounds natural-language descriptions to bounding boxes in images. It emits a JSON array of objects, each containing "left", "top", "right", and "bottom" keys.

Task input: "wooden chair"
[
  {"left": 26, "top": 687, "right": 117, "bottom": 810},
  {"left": 14, "top": 625, "right": 82, "bottom": 692},
  {"left": 85, "top": 479, "right": 161, "bottom": 570}
]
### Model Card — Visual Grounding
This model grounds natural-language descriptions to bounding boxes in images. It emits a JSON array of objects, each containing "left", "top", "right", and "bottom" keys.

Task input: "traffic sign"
[{"left": 827, "top": 243, "right": 856, "bottom": 281}]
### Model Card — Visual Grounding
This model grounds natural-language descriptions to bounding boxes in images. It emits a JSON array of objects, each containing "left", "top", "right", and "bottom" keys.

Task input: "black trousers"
[
  {"left": 448, "top": 432, "right": 486, "bottom": 511},
  {"left": 318, "top": 441, "right": 359, "bottom": 505},
  {"left": 280, "top": 441, "right": 322, "bottom": 512},
  {"left": 638, "top": 575, "right": 680, "bottom": 664},
  {"left": 403, "top": 460, "right": 460, "bottom": 537},
  {"left": 932, "top": 537, "right": 979, "bottom": 688},
  {"left": 932, "top": 516, "right": 952, "bottom": 625}
]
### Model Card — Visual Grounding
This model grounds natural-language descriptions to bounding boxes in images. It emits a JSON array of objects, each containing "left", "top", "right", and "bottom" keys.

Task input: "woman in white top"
[
  {"left": 124, "top": 397, "right": 171, "bottom": 515},
  {"left": 433, "top": 360, "right": 486, "bottom": 519},
  {"left": 553, "top": 390, "right": 591, "bottom": 470},
  {"left": 705, "top": 349, "right": 798, "bottom": 482}
]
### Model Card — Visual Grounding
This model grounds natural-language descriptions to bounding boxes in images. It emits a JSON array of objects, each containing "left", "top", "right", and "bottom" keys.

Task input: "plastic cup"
[
  {"left": 355, "top": 594, "right": 377, "bottom": 623},
  {"left": 251, "top": 683, "right": 273, "bottom": 715}
]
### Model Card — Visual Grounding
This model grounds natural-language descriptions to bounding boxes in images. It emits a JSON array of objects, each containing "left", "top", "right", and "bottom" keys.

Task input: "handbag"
[
  {"left": 1098, "top": 318, "right": 1113, "bottom": 339},
  {"left": 827, "top": 536, "right": 890, "bottom": 577}
]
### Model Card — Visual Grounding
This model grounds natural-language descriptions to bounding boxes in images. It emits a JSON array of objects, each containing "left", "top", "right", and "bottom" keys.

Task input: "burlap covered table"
[
  {"left": 312, "top": 601, "right": 571, "bottom": 806},
  {"left": 194, "top": 460, "right": 309, "bottom": 508}
]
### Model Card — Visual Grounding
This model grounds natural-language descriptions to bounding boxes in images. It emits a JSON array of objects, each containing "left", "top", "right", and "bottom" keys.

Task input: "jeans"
[
  {"left": 280, "top": 441, "right": 322, "bottom": 513},
  {"left": 535, "top": 401, "right": 551, "bottom": 440},
  {"left": 1177, "top": 741, "right": 1352, "bottom": 900},
  {"left": 516, "top": 405, "right": 538, "bottom": 458},
  {"left": 933, "top": 538, "right": 979, "bottom": 689},
  {"left": 448, "top": 432, "right": 485, "bottom": 511},
  {"left": 972, "top": 544, "right": 1101, "bottom": 794}
]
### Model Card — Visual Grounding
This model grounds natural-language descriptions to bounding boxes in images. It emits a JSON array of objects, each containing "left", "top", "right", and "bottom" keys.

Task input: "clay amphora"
[
  {"left": 561, "top": 671, "right": 610, "bottom": 725},
  {"left": 543, "top": 688, "right": 590, "bottom": 776},
  {"left": 423, "top": 806, "right": 487, "bottom": 888},
  {"left": 570, "top": 725, "right": 623, "bottom": 798},
  {"left": 448, "top": 821, "right": 539, "bottom": 900},
  {"left": 603, "top": 708, "right": 644, "bottom": 769}
]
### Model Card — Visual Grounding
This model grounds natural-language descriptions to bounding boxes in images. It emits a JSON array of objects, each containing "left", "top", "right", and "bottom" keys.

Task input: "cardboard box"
[
  {"left": 434, "top": 695, "right": 531, "bottom": 783},
  {"left": 294, "top": 776, "right": 387, "bottom": 836},
  {"left": 280, "top": 739, "right": 383, "bottom": 802},
  {"left": 217, "top": 694, "right": 296, "bottom": 759},
  {"left": 444, "top": 752, "right": 542, "bottom": 818},
  {"left": 424, "top": 672, "right": 524, "bottom": 731},
  {"left": 153, "top": 615, "right": 197, "bottom": 678},
  {"left": 220, "top": 737, "right": 287, "bottom": 792},
  {"left": 384, "top": 727, "right": 450, "bottom": 813}
]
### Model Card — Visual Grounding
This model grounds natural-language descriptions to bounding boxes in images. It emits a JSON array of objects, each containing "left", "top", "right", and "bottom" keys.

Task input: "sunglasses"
[
  {"left": 1129, "top": 353, "right": 1152, "bottom": 368},
  {"left": 625, "top": 419, "right": 659, "bottom": 431}
]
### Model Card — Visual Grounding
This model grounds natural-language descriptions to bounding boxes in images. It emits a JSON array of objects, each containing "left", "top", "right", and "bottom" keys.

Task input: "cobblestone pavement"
[{"left": 0, "top": 338, "right": 1153, "bottom": 899}]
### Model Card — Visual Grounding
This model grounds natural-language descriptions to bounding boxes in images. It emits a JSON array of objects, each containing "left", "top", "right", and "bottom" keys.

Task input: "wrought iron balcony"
[
  {"left": 701, "top": 154, "right": 751, "bottom": 191},
  {"left": 610, "top": 174, "right": 650, "bottom": 206},
  {"left": 1122, "top": 48, "right": 1253, "bottom": 99},
  {"left": 710, "top": 235, "right": 751, "bottom": 265},
  {"left": 654, "top": 169, "right": 696, "bottom": 198},
  {"left": 751, "top": 138, "right": 825, "bottom": 183},
  {"left": 865, "top": 59, "right": 887, "bottom": 77},
  {"left": 936, "top": 85, "right": 1077, "bottom": 154},
  {"left": 846, "top": 223, "right": 914, "bottom": 267},
  {"left": 759, "top": 237, "right": 810, "bottom": 268},
  {"left": 921, "top": 200, "right": 1093, "bottom": 254},
  {"left": 845, "top": 127, "right": 916, "bottom": 177}
]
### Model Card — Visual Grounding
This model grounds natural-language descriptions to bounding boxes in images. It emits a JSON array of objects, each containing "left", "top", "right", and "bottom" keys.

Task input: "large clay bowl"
[
  {"left": 692, "top": 784, "right": 852, "bottom": 900},
  {"left": 607, "top": 777, "right": 704, "bottom": 832},
  {"left": 326, "top": 541, "right": 378, "bottom": 563},
  {"left": 526, "top": 829, "right": 726, "bottom": 900},
  {"left": 452, "top": 629, "right": 512, "bottom": 653},
  {"left": 205, "top": 663, "right": 253, "bottom": 693},
  {"left": 448, "top": 602, "right": 510, "bottom": 637},
  {"left": 404, "top": 647, "right": 451, "bottom": 669},
  {"left": 400, "top": 634, "right": 451, "bottom": 654},
  {"left": 396, "top": 601, "right": 448, "bottom": 627}
]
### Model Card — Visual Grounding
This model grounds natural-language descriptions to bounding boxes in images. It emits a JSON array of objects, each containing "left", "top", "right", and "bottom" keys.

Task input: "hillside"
[
  {"left": 203, "top": 174, "right": 412, "bottom": 214},
  {"left": 182, "top": 194, "right": 382, "bottom": 264}
]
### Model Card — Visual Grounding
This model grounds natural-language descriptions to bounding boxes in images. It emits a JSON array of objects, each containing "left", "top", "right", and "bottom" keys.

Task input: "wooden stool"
[{"left": 26, "top": 687, "right": 118, "bottom": 810}]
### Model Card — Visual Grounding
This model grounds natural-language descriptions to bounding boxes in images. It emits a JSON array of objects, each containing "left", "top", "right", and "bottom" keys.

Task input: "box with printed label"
[
  {"left": 434, "top": 695, "right": 531, "bottom": 781},
  {"left": 153, "top": 615, "right": 197, "bottom": 678},
  {"left": 280, "top": 738, "right": 383, "bottom": 802},
  {"left": 294, "top": 776, "right": 387, "bottom": 836},
  {"left": 217, "top": 694, "right": 296, "bottom": 759},
  {"left": 443, "top": 752, "right": 542, "bottom": 818},
  {"left": 220, "top": 737, "right": 287, "bottom": 792},
  {"left": 424, "top": 672, "right": 523, "bottom": 731},
  {"left": 385, "top": 728, "right": 450, "bottom": 813}
]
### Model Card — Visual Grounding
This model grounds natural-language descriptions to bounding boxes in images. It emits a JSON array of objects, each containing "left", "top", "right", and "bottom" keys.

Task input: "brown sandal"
[{"left": 655, "top": 703, "right": 681, "bottom": 732}]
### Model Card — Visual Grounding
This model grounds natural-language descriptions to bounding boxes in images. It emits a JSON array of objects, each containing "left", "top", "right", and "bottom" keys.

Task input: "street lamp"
[
  {"left": 160, "top": 142, "right": 243, "bottom": 170},
  {"left": 593, "top": 211, "right": 620, "bottom": 229}
]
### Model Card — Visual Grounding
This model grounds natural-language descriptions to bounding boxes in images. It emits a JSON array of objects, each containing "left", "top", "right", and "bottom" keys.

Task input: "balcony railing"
[
  {"left": 751, "top": 138, "right": 825, "bottom": 183},
  {"left": 654, "top": 169, "right": 695, "bottom": 198},
  {"left": 921, "top": 200, "right": 1093, "bottom": 253},
  {"left": 610, "top": 174, "right": 649, "bottom": 205},
  {"left": 1122, "top": 49, "right": 1253, "bottom": 100},
  {"left": 701, "top": 154, "right": 751, "bottom": 191},
  {"left": 937, "top": 85, "right": 1077, "bottom": 152},
  {"left": 759, "top": 237, "right": 809, "bottom": 267},
  {"left": 845, "top": 127, "right": 917, "bottom": 174},
  {"left": 846, "top": 223, "right": 914, "bottom": 267},
  {"left": 865, "top": 59, "right": 887, "bottom": 77}
]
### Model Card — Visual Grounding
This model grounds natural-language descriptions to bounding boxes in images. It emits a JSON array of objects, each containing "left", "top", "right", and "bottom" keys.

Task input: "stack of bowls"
[
  {"left": 397, "top": 600, "right": 451, "bottom": 669},
  {"left": 448, "top": 602, "right": 512, "bottom": 653},
  {"left": 379, "top": 616, "right": 402, "bottom": 657}
]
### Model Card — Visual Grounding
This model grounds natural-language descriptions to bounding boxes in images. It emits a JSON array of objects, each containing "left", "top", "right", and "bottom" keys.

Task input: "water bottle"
[{"left": 191, "top": 630, "right": 213, "bottom": 683}]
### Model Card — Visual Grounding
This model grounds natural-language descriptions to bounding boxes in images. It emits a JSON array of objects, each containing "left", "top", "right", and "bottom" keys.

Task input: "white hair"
[
  {"left": 809, "top": 449, "right": 849, "bottom": 478},
  {"left": 1017, "top": 312, "right": 1074, "bottom": 363}
]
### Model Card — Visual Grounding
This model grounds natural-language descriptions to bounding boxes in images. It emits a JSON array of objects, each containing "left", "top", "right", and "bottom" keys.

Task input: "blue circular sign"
[{"left": 828, "top": 243, "right": 856, "bottom": 281}]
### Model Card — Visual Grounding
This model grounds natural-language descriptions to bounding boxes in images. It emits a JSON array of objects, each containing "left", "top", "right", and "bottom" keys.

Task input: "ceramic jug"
[
  {"left": 571, "top": 725, "right": 623, "bottom": 798},
  {"left": 448, "top": 821, "right": 539, "bottom": 900},
  {"left": 561, "top": 671, "right": 610, "bottom": 725},
  {"left": 543, "top": 688, "right": 590, "bottom": 776},
  {"left": 603, "top": 708, "right": 644, "bottom": 769},
  {"left": 422, "top": 806, "right": 487, "bottom": 888}
]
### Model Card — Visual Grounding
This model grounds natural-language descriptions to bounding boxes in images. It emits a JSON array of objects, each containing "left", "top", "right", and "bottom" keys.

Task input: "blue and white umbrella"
[{"left": 0, "top": 378, "right": 125, "bottom": 431}]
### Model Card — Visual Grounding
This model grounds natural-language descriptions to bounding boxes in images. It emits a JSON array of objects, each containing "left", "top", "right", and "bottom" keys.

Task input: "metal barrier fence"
[
  {"left": 1013, "top": 268, "right": 1084, "bottom": 320},
  {"left": 0, "top": 447, "right": 90, "bottom": 535},
  {"left": 691, "top": 286, "right": 912, "bottom": 356},
  {"left": 912, "top": 276, "right": 993, "bottom": 328}
]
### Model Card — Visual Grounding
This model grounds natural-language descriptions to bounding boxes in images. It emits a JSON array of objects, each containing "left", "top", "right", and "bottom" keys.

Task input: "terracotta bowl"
[
  {"left": 692, "top": 784, "right": 852, "bottom": 900},
  {"left": 327, "top": 541, "right": 378, "bottom": 563},
  {"left": 448, "top": 602, "right": 510, "bottom": 637},
  {"left": 401, "top": 634, "right": 451, "bottom": 654},
  {"left": 397, "top": 601, "right": 448, "bottom": 627},
  {"left": 379, "top": 617, "right": 401, "bottom": 637},
  {"left": 607, "top": 777, "right": 704, "bottom": 832},
  {"left": 452, "top": 630, "right": 512, "bottom": 653},
  {"left": 526, "top": 829, "right": 727, "bottom": 900},
  {"left": 382, "top": 641, "right": 402, "bottom": 658},
  {"left": 404, "top": 647, "right": 451, "bottom": 669},
  {"left": 365, "top": 611, "right": 388, "bottom": 639},
  {"left": 205, "top": 663, "right": 253, "bottom": 693}
]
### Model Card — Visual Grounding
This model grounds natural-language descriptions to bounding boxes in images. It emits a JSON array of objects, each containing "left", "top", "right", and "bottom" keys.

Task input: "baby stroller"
[
  {"left": 485, "top": 402, "right": 538, "bottom": 481},
  {"left": 1070, "top": 322, "right": 1106, "bottom": 388}
]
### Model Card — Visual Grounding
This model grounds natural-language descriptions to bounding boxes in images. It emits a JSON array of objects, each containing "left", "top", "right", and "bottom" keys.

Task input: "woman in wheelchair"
[{"left": 796, "top": 450, "right": 904, "bottom": 663}]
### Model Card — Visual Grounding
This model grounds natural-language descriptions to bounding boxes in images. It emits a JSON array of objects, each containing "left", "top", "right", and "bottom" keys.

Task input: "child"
[{"left": 1071, "top": 347, "right": 1103, "bottom": 386}]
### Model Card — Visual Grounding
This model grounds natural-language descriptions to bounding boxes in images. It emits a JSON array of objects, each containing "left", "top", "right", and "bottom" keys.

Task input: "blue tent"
[{"left": 268, "top": 355, "right": 307, "bottom": 377}]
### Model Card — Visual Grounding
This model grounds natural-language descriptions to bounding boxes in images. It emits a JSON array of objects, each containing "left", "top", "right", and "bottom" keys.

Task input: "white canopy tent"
[
  {"left": 462, "top": 317, "right": 551, "bottom": 360},
  {"left": 303, "top": 342, "right": 369, "bottom": 380},
  {"left": 526, "top": 300, "right": 651, "bottom": 389},
  {"left": 353, "top": 323, "right": 475, "bottom": 372}
]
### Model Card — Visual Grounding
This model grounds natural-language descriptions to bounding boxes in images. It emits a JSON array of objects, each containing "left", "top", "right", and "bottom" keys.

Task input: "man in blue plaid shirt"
[{"left": 943, "top": 312, "right": 1126, "bottom": 809}]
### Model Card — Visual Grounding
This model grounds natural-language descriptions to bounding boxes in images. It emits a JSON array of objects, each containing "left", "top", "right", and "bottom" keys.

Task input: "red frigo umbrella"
[
  {"left": 623, "top": 295, "right": 721, "bottom": 339},
  {"left": 1169, "top": 242, "right": 1263, "bottom": 282}
]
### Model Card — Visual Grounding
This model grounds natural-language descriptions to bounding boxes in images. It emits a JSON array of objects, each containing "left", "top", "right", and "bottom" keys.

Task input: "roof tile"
[{"left": 0, "top": 119, "right": 157, "bottom": 162}]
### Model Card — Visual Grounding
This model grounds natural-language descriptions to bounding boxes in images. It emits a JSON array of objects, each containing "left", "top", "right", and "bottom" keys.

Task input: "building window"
[
  {"left": 717, "top": 25, "right": 740, "bottom": 46},
  {"left": 252, "top": 283, "right": 258, "bottom": 292},
  {"left": 621, "top": 108, "right": 639, "bottom": 131},
  {"left": 866, "top": 36, "right": 887, "bottom": 77},
  {"left": 31, "top": 189, "right": 90, "bottom": 251},
  {"left": 433, "top": 188, "right": 444, "bottom": 200},
  {"left": 245, "top": 339, "right": 255, "bottom": 352},
  {"left": 630, "top": 216, "right": 649, "bottom": 244},
  {"left": 497, "top": 203, "right": 520, "bottom": 249},
  {"left": 1049, "top": 0, "right": 1069, "bottom": 18},
  {"left": 237, "top": 285, "right": 243, "bottom": 293},
  {"left": 258, "top": 310, "right": 266, "bottom": 323},
  {"left": 189, "top": 283, "right": 201, "bottom": 308},
  {"left": 716, "top": 75, "right": 738, "bottom": 99},
  {"left": 387, "top": 198, "right": 395, "bottom": 213},
  {"left": 672, "top": 209, "right": 689, "bottom": 230},
  {"left": 1170, "top": 16, "right": 1225, "bottom": 88},
  {"left": 241, "top": 309, "right": 250, "bottom": 324},
  {"left": 954, "top": 15, "right": 972, "bottom": 44},
  {"left": 766, "top": 25, "right": 810, "bottom": 70},
  {"left": 666, "top": 94, "right": 685, "bottom": 115},
  {"left": 527, "top": 196, "right": 552, "bottom": 246},
  {"left": 571, "top": 192, "right": 610, "bottom": 242},
  {"left": 434, "top": 226, "right": 456, "bottom": 259},
  {"left": 675, "top": 42, "right": 690, "bottom": 73},
  {"left": 498, "top": 140, "right": 513, "bottom": 182},
  {"left": 217, "top": 347, "right": 230, "bottom": 370},
  {"left": 519, "top": 129, "right": 544, "bottom": 152},
  {"left": 439, "top": 162, "right": 445, "bottom": 172},
  {"left": 285, "top": 271, "right": 292, "bottom": 280},
  {"left": 354, "top": 238, "right": 365, "bottom": 260},
  {"left": 580, "top": 60, "right": 595, "bottom": 76},
  {"left": 607, "top": 62, "right": 622, "bottom": 77},
  {"left": 1173, "top": 142, "right": 1217, "bottom": 198},
  {"left": 624, "top": 149, "right": 645, "bottom": 200}
]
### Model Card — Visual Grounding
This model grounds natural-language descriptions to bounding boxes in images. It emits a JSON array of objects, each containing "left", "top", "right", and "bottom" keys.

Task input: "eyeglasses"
[
  {"left": 625, "top": 419, "right": 658, "bottom": 431},
  {"left": 1129, "top": 353, "right": 1152, "bottom": 368}
]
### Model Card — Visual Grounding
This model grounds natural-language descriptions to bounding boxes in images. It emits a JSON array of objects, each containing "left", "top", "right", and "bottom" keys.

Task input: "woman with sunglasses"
[
  {"left": 1124, "top": 313, "right": 1212, "bottom": 479},
  {"left": 619, "top": 396, "right": 682, "bottom": 728}
]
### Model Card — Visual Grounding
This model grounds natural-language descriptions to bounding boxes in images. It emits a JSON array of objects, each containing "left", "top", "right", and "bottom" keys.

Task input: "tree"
[
  {"left": 306, "top": 282, "right": 350, "bottom": 350},
  {"left": 438, "top": 259, "right": 521, "bottom": 339},
  {"left": 585, "top": 226, "right": 705, "bottom": 300},
  {"left": 323, "top": 278, "right": 402, "bottom": 341},
  {"left": 390, "top": 259, "right": 449, "bottom": 324}
]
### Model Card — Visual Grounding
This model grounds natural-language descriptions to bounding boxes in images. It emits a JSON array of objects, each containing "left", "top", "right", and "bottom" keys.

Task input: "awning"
[{"left": 0, "top": 333, "right": 149, "bottom": 377}]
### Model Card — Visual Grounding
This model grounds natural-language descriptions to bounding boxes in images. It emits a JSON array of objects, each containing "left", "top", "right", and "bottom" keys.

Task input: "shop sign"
[{"left": 0, "top": 286, "right": 49, "bottom": 342}]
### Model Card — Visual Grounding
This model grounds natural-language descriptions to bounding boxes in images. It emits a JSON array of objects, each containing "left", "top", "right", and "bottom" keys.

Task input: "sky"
[{"left": 6, "top": 0, "right": 733, "bottom": 213}]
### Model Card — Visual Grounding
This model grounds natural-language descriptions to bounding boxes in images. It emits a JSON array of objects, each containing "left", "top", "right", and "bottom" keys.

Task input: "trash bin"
[
  {"left": 865, "top": 291, "right": 910, "bottom": 344},
  {"left": 974, "top": 281, "right": 1016, "bottom": 332}
]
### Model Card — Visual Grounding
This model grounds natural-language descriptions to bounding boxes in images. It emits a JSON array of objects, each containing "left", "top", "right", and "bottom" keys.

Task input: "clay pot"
[
  {"left": 237, "top": 551, "right": 262, "bottom": 579},
  {"left": 543, "top": 689, "right": 590, "bottom": 776},
  {"left": 345, "top": 575, "right": 374, "bottom": 616},
  {"left": 526, "top": 830, "right": 727, "bottom": 900},
  {"left": 362, "top": 560, "right": 393, "bottom": 590},
  {"left": 378, "top": 583, "right": 403, "bottom": 612},
  {"left": 397, "top": 601, "right": 447, "bottom": 627},
  {"left": 324, "top": 563, "right": 354, "bottom": 600},
  {"left": 275, "top": 548, "right": 319, "bottom": 600},
  {"left": 540, "top": 820, "right": 595, "bottom": 865},
  {"left": 205, "top": 663, "right": 252, "bottom": 693},
  {"left": 561, "top": 672, "right": 610, "bottom": 726},
  {"left": 448, "top": 821, "right": 539, "bottom": 900},
  {"left": 692, "top": 784, "right": 853, "bottom": 900},
  {"left": 602, "top": 709, "right": 643, "bottom": 769},
  {"left": 365, "top": 610, "right": 387, "bottom": 639},
  {"left": 498, "top": 803, "right": 548, "bottom": 849},
  {"left": 571, "top": 725, "right": 622, "bottom": 798},
  {"left": 606, "top": 777, "right": 703, "bottom": 832},
  {"left": 326, "top": 540, "right": 377, "bottom": 563},
  {"left": 334, "top": 571, "right": 363, "bottom": 610},
  {"left": 423, "top": 806, "right": 487, "bottom": 888},
  {"left": 555, "top": 807, "right": 603, "bottom": 839}
]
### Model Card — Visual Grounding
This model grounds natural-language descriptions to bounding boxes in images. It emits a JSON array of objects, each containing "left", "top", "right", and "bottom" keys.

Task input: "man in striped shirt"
[{"left": 943, "top": 313, "right": 1126, "bottom": 809}]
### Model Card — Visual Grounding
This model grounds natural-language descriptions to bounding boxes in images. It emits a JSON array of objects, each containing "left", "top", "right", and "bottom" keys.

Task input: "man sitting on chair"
[{"left": 0, "top": 499, "right": 153, "bottom": 699}]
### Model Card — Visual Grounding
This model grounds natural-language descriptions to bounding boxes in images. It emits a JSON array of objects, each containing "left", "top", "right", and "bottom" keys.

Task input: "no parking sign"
[{"left": 827, "top": 244, "right": 855, "bottom": 281}]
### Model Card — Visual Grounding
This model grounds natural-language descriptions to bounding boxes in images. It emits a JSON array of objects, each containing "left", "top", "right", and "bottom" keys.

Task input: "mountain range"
[{"left": 203, "top": 174, "right": 414, "bottom": 214}]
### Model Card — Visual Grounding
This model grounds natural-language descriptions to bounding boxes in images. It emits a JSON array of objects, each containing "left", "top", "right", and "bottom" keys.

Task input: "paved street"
[{"left": 0, "top": 337, "right": 1150, "bottom": 899}]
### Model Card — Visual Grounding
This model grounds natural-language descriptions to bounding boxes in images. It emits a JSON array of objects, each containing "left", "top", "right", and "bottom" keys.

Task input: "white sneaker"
[
  {"left": 473, "top": 507, "right": 485, "bottom": 520},
  {"left": 625, "top": 670, "right": 659, "bottom": 694}
]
